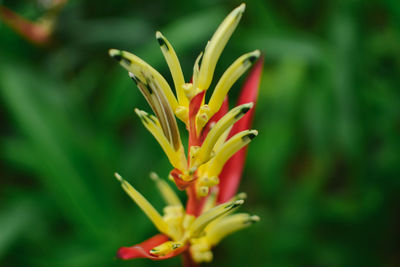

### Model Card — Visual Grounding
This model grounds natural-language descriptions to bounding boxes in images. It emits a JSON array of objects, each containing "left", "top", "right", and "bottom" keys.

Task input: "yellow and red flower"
[{"left": 109, "top": 3, "right": 263, "bottom": 265}]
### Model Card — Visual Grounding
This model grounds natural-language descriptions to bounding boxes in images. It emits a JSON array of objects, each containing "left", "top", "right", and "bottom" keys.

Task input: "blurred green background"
[{"left": 1, "top": 0, "right": 399, "bottom": 266}]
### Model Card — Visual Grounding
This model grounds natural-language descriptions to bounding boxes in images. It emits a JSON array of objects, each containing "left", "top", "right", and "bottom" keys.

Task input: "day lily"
[{"left": 109, "top": 3, "right": 263, "bottom": 265}]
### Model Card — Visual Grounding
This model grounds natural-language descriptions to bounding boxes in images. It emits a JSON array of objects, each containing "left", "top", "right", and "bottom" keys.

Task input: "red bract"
[
  {"left": 188, "top": 91, "right": 206, "bottom": 147},
  {"left": 117, "top": 234, "right": 187, "bottom": 260}
]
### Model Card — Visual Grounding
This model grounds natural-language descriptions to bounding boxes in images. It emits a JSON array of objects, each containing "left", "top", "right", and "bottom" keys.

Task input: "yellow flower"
[{"left": 109, "top": 3, "right": 263, "bottom": 264}]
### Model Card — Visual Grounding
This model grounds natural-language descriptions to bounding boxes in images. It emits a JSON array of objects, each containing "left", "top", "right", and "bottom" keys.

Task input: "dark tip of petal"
[
  {"left": 241, "top": 106, "right": 251, "bottom": 114},
  {"left": 157, "top": 37, "right": 169, "bottom": 51},
  {"left": 242, "top": 132, "right": 257, "bottom": 141},
  {"left": 234, "top": 106, "right": 251, "bottom": 119},
  {"left": 244, "top": 50, "right": 261, "bottom": 65},
  {"left": 247, "top": 55, "right": 258, "bottom": 64},
  {"left": 226, "top": 199, "right": 244, "bottom": 210},
  {"left": 109, "top": 49, "right": 122, "bottom": 61},
  {"left": 109, "top": 49, "right": 131, "bottom": 65},
  {"left": 248, "top": 133, "right": 257, "bottom": 139}
]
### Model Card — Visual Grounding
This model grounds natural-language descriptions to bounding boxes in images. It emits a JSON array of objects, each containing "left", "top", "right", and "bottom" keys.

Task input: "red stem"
[
  {"left": 186, "top": 90, "right": 208, "bottom": 216},
  {"left": 182, "top": 250, "right": 198, "bottom": 267},
  {"left": 185, "top": 185, "right": 206, "bottom": 216}
]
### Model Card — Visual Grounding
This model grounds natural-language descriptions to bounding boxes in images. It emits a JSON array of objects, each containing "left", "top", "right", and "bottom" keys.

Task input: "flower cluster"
[{"left": 109, "top": 3, "right": 263, "bottom": 265}]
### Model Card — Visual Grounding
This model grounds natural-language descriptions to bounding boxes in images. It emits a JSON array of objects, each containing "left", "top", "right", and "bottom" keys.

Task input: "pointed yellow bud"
[
  {"left": 208, "top": 50, "right": 260, "bottom": 116},
  {"left": 114, "top": 173, "right": 170, "bottom": 235},
  {"left": 156, "top": 31, "right": 188, "bottom": 107},
  {"left": 109, "top": 49, "right": 178, "bottom": 113},
  {"left": 192, "top": 52, "right": 203, "bottom": 91},
  {"left": 197, "top": 3, "right": 246, "bottom": 91}
]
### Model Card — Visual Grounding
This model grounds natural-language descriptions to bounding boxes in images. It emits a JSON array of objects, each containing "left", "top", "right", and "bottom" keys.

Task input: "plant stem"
[{"left": 182, "top": 250, "right": 198, "bottom": 267}]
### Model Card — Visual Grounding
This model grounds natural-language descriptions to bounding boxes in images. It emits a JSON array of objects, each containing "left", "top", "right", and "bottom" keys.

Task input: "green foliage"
[{"left": 0, "top": 0, "right": 399, "bottom": 266}]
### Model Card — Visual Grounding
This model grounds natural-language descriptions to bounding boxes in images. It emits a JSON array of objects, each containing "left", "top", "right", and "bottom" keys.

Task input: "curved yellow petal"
[
  {"left": 114, "top": 173, "right": 170, "bottom": 235},
  {"left": 109, "top": 49, "right": 179, "bottom": 113},
  {"left": 192, "top": 103, "right": 253, "bottom": 168},
  {"left": 192, "top": 51, "right": 203, "bottom": 92},
  {"left": 129, "top": 72, "right": 182, "bottom": 150},
  {"left": 150, "top": 172, "right": 182, "bottom": 207},
  {"left": 205, "top": 130, "right": 258, "bottom": 177},
  {"left": 208, "top": 50, "right": 260, "bottom": 116},
  {"left": 156, "top": 31, "right": 188, "bottom": 107},
  {"left": 185, "top": 199, "right": 244, "bottom": 239},
  {"left": 205, "top": 213, "right": 259, "bottom": 246},
  {"left": 135, "top": 109, "right": 187, "bottom": 171},
  {"left": 197, "top": 3, "right": 245, "bottom": 91}
]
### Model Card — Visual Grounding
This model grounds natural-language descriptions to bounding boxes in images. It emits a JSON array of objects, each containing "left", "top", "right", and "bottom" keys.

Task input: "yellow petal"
[
  {"left": 205, "top": 130, "right": 258, "bottom": 177},
  {"left": 129, "top": 72, "right": 182, "bottom": 150},
  {"left": 156, "top": 31, "right": 188, "bottom": 107},
  {"left": 208, "top": 50, "right": 260, "bottom": 116},
  {"left": 109, "top": 49, "right": 179, "bottom": 114},
  {"left": 114, "top": 173, "right": 170, "bottom": 235},
  {"left": 205, "top": 213, "right": 259, "bottom": 246},
  {"left": 192, "top": 103, "right": 253, "bottom": 168},
  {"left": 212, "top": 125, "right": 232, "bottom": 154},
  {"left": 197, "top": 3, "right": 246, "bottom": 91},
  {"left": 185, "top": 199, "right": 244, "bottom": 239},
  {"left": 150, "top": 172, "right": 182, "bottom": 207},
  {"left": 175, "top": 105, "right": 189, "bottom": 125},
  {"left": 135, "top": 109, "right": 187, "bottom": 171},
  {"left": 201, "top": 189, "right": 218, "bottom": 213},
  {"left": 192, "top": 51, "right": 203, "bottom": 92}
]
